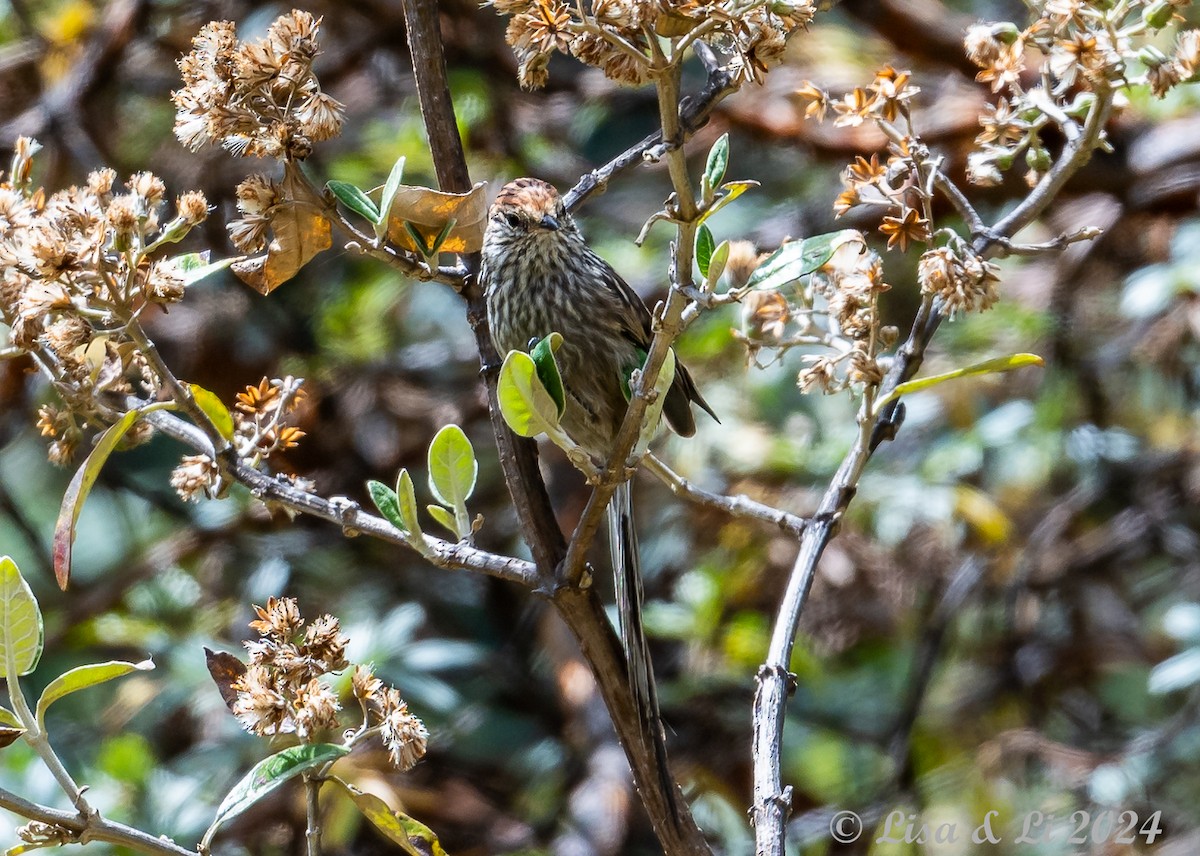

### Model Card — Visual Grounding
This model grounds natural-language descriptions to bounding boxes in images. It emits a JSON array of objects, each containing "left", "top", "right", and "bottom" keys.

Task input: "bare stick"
[
  {"left": 642, "top": 453, "right": 808, "bottom": 538},
  {"left": 0, "top": 786, "right": 193, "bottom": 856}
]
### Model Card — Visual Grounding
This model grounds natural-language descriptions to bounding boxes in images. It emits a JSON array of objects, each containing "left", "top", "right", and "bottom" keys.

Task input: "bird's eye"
[{"left": 504, "top": 212, "right": 522, "bottom": 229}]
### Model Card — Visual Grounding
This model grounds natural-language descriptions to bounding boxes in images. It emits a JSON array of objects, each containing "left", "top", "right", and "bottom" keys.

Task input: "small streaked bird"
[{"left": 480, "top": 177, "right": 716, "bottom": 787}]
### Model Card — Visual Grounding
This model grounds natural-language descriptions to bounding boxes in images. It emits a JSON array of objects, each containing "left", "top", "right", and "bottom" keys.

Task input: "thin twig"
[
  {"left": 642, "top": 453, "right": 808, "bottom": 538},
  {"left": 0, "top": 786, "right": 192, "bottom": 856},
  {"left": 303, "top": 772, "right": 322, "bottom": 856},
  {"left": 131, "top": 407, "right": 540, "bottom": 586},
  {"left": 563, "top": 61, "right": 737, "bottom": 211}
]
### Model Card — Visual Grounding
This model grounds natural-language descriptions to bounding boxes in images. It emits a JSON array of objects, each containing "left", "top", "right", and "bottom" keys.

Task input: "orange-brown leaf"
[{"left": 386, "top": 182, "right": 488, "bottom": 255}]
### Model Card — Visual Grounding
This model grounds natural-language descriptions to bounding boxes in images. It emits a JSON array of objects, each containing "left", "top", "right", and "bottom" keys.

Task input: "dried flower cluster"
[
  {"left": 493, "top": 0, "right": 815, "bottom": 89},
  {"left": 0, "top": 138, "right": 210, "bottom": 464},
  {"left": 917, "top": 243, "right": 1001, "bottom": 318},
  {"left": 352, "top": 664, "right": 430, "bottom": 771},
  {"left": 169, "top": 377, "right": 307, "bottom": 503},
  {"left": 796, "top": 240, "right": 895, "bottom": 394},
  {"left": 960, "top": 0, "right": 1198, "bottom": 186},
  {"left": 229, "top": 597, "right": 428, "bottom": 771},
  {"left": 232, "top": 596, "right": 349, "bottom": 739},
  {"left": 173, "top": 10, "right": 344, "bottom": 160},
  {"left": 234, "top": 376, "right": 307, "bottom": 460},
  {"left": 797, "top": 70, "right": 935, "bottom": 262}
]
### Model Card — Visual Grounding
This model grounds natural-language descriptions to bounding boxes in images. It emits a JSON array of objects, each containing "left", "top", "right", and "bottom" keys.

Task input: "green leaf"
[
  {"left": 873, "top": 353, "right": 1045, "bottom": 414},
  {"left": 36, "top": 659, "right": 154, "bottom": 729},
  {"left": 188, "top": 383, "right": 235, "bottom": 441},
  {"left": 703, "top": 133, "right": 729, "bottom": 194},
  {"left": 0, "top": 706, "right": 20, "bottom": 727},
  {"left": 328, "top": 180, "right": 380, "bottom": 224},
  {"left": 697, "top": 180, "right": 758, "bottom": 225},
  {"left": 426, "top": 505, "right": 459, "bottom": 537},
  {"left": 427, "top": 425, "right": 477, "bottom": 538},
  {"left": 333, "top": 778, "right": 447, "bottom": 856},
  {"left": 696, "top": 225, "right": 715, "bottom": 279},
  {"left": 706, "top": 239, "right": 730, "bottom": 290},
  {"left": 499, "top": 350, "right": 563, "bottom": 438},
  {"left": 427, "top": 217, "right": 457, "bottom": 256},
  {"left": 747, "top": 230, "right": 864, "bottom": 292},
  {"left": 376, "top": 156, "right": 407, "bottom": 241},
  {"left": 404, "top": 221, "right": 433, "bottom": 257},
  {"left": 530, "top": 332, "right": 565, "bottom": 420},
  {"left": 0, "top": 556, "right": 42, "bottom": 679},
  {"left": 395, "top": 469, "right": 428, "bottom": 553},
  {"left": 368, "top": 480, "right": 407, "bottom": 532},
  {"left": 175, "top": 252, "right": 241, "bottom": 287},
  {"left": 52, "top": 408, "right": 146, "bottom": 590},
  {"left": 206, "top": 744, "right": 349, "bottom": 842}
]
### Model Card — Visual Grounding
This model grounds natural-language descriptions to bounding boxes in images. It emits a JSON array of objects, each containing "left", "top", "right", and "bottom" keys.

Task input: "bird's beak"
[{"left": 538, "top": 214, "right": 560, "bottom": 232}]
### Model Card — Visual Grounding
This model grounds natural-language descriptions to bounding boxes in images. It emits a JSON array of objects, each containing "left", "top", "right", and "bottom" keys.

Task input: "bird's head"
[{"left": 485, "top": 178, "right": 576, "bottom": 248}]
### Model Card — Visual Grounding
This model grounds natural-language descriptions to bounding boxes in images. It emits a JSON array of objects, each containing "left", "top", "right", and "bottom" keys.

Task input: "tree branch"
[
  {"left": 0, "top": 786, "right": 193, "bottom": 856},
  {"left": 562, "top": 56, "right": 736, "bottom": 212},
  {"left": 398, "top": 2, "right": 712, "bottom": 853},
  {"left": 642, "top": 453, "right": 808, "bottom": 538},
  {"left": 750, "top": 85, "right": 1117, "bottom": 856},
  {"left": 136, "top": 408, "right": 539, "bottom": 587}
]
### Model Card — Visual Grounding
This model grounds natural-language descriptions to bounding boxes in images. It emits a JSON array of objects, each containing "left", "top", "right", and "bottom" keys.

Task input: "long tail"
[{"left": 608, "top": 480, "right": 677, "bottom": 817}]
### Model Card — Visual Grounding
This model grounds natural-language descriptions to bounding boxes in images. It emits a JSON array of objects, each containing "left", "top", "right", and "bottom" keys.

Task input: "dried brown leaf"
[
  {"left": 232, "top": 167, "right": 332, "bottom": 294},
  {"left": 205, "top": 647, "right": 248, "bottom": 712},
  {"left": 385, "top": 182, "right": 488, "bottom": 254}
]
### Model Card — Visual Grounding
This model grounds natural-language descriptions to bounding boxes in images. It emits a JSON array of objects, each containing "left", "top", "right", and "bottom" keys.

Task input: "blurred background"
[{"left": 4, "top": 0, "right": 1200, "bottom": 853}]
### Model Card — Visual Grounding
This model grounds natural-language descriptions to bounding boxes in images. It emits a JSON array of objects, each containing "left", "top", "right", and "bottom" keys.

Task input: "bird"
[{"left": 480, "top": 176, "right": 716, "bottom": 792}]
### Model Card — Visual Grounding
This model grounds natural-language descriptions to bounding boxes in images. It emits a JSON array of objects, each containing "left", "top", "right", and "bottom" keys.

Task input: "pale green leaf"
[
  {"left": 498, "top": 350, "right": 563, "bottom": 438},
  {"left": 873, "top": 353, "right": 1046, "bottom": 414},
  {"left": 376, "top": 156, "right": 407, "bottom": 241},
  {"left": 396, "top": 469, "right": 425, "bottom": 545},
  {"left": 328, "top": 180, "right": 380, "bottom": 224},
  {"left": 188, "top": 383, "right": 234, "bottom": 441},
  {"left": 333, "top": 778, "right": 447, "bottom": 856},
  {"left": 747, "top": 230, "right": 864, "bottom": 292},
  {"left": 427, "top": 425, "right": 477, "bottom": 510},
  {"left": 697, "top": 180, "right": 758, "bottom": 225},
  {"left": 426, "top": 505, "right": 459, "bottom": 537},
  {"left": 175, "top": 252, "right": 241, "bottom": 286},
  {"left": 705, "top": 240, "right": 730, "bottom": 290},
  {"left": 36, "top": 659, "right": 154, "bottom": 728},
  {"left": 0, "top": 706, "right": 20, "bottom": 727},
  {"left": 206, "top": 744, "right": 349, "bottom": 842},
  {"left": 703, "top": 133, "right": 729, "bottom": 195},
  {"left": 633, "top": 349, "right": 677, "bottom": 459},
  {"left": 52, "top": 409, "right": 146, "bottom": 589},
  {"left": 0, "top": 556, "right": 42, "bottom": 679}
]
